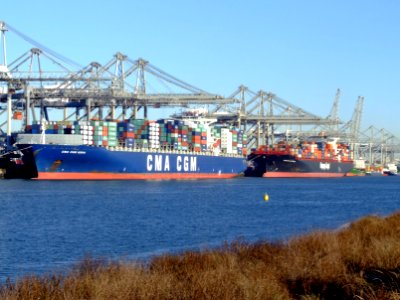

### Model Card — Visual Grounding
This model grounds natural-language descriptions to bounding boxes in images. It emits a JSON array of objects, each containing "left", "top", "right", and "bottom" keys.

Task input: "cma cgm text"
[{"left": 146, "top": 155, "right": 198, "bottom": 172}]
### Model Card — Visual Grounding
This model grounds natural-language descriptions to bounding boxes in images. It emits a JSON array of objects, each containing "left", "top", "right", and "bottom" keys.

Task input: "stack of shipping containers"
[
  {"left": 117, "top": 122, "right": 135, "bottom": 148},
  {"left": 24, "top": 119, "right": 247, "bottom": 155},
  {"left": 90, "top": 121, "right": 118, "bottom": 147},
  {"left": 148, "top": 122, "right": 160, "bottom": 149},
  {"left": 130, "top": 119, "right": 148, "bottom": 148}
]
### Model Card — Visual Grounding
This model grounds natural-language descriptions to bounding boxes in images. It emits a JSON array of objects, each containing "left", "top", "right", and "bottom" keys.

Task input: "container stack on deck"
[
  {"left": 23, "top": 119, "right": 247, "bottom": 155},
  {"left": 212, "top": 126, "right": 247, "bottom": 155},
  {"left": 74, "top": 122, "right": 94, "bottom": 145},
  {"left": 148, "top": 122, "right": 160, "bottom": 149},
  {"left": 158, "top": 119, "right": 184, "bottom": 150},
  {"left": 130, "top": 119, "right": 148, "bottom": 149},
  {"left": 91, "top": 121, "right": 118, "bottom": 147},
  {"left": 117, "top": 122, "right": 135, "bottom": 148},
  {"left": 275, "top": 140, "right": 352, "bottom": 162},
  {"left": 156, "top": 119, "right": 208, "bottom": 151}
]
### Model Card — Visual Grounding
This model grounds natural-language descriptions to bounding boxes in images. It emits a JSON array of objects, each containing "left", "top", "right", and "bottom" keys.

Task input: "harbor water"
[{"left": 0, "top": 176, "right": 399, "bottom": 282}]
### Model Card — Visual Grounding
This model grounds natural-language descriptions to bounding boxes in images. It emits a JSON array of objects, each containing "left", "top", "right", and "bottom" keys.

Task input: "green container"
[
  {"left": 108, "top": 140, "right": 117, "bottom": 147},
  {"left": 91, "top": 121, "right": 101, "bottom": 127}
]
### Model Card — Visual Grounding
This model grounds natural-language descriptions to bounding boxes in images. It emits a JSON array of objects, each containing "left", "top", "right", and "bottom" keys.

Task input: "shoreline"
[{"left": 2, "top": 211, "right": 400, "bottom": 299}]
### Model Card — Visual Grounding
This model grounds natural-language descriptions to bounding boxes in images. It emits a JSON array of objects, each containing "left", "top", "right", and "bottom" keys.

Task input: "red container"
[
  {"left": 122, "top": 132, "right": 135, "bottom": 138},
  {"left": 13, "top": 111, "right": 23, "bottom": 120},
  {"left": 193, "top": 136, "right": 201, "bottom": 143}
]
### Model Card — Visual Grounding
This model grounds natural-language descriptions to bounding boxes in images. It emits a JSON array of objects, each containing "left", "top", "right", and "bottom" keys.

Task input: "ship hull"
[
  {"left": 18, "top": 144, "right": 246, "bottom": 180},
  {"left": 245, "top": 153, "right": 353, "bottom": 178},
  {"left": 0, "top": 146, "right": 38, "bottom": 179}
]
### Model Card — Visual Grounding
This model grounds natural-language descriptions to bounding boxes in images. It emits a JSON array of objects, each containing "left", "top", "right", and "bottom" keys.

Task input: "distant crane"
[
  {"left": 339, "top": 95, "right": 364, "bottom": 158},
  {"left": 327, "top": 88, "right": 341, "bottom": 134}
]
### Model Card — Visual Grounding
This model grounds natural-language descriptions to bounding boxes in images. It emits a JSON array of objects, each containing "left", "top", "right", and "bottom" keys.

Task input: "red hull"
[
  {"left": 35, "top": 172, "right": 240, "bottom": 180},
  {"left": 263, "top": 172, "right": 347, "bottom": 178}
]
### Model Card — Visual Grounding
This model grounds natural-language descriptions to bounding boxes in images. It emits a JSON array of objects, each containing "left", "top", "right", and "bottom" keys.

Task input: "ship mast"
[{"left": 0, "top": 21, "right": 7, "bottom": 67}]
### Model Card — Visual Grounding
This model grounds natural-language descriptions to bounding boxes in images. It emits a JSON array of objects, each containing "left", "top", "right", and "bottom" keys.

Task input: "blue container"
[
  {"left": 118, "top": 122, "right": 135, "bottom": 132},
  {"left": 174, "top": 120, "right": 183, "bottom": 126},
  {"left": 32, "top": 124, "right": 41, "bottom": 131}
]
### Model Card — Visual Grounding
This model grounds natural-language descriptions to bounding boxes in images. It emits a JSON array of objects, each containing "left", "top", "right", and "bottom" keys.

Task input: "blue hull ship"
[{"left": 17, "top": 143, "right": 247, "bottom": 180}]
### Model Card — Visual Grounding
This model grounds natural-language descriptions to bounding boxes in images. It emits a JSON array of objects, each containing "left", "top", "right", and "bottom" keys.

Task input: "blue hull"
[{"left": 18, "top": 144, "right": 247, "bottom": 180}]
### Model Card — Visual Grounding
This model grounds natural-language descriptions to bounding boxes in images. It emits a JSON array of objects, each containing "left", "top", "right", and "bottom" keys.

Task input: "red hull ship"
[{"left": 244, "top": 139, "right": 354, "bottom": 178}]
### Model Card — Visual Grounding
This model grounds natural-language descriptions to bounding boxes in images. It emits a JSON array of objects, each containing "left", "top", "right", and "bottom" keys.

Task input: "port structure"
[
  {"left": 0, "top": 22, "right": 334, "bottom": 137},
  {"left": 208, "top": 85, "right": 339, "bottom": 149},
  {"left": 0, "top": 21, "right": 399, "bottom": 165}
]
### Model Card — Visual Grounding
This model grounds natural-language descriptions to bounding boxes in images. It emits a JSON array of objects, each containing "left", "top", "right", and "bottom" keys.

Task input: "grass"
[{"left": 2, "top": 211, "right": 400, "bottom": 299}]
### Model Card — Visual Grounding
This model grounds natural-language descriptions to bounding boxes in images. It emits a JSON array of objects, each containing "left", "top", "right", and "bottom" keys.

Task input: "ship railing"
[{"left": 104, "top": 144, "right": 244, "bottom": 158}]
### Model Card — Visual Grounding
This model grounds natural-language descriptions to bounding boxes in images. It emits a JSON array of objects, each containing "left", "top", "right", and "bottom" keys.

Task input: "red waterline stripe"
[
  {"left": 35, "top": 172, "right": 240, "bottom": 180},
  {"left": 263, "top": 172, "right": 347, "bottom": 178}
]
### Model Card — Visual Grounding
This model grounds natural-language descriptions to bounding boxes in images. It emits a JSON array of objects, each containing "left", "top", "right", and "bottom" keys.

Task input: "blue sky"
[{"left": 2, "top": 1, "right": 400, "bottom": 136}]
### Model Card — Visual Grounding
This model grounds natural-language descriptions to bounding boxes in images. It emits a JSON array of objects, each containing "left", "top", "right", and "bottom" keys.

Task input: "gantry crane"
[{"left": 0, "top": 21, "right": 399, "bottom": 160}]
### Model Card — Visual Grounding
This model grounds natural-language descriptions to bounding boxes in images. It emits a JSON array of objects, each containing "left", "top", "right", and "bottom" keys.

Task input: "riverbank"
[{"left": 2, "top": 211, "right": 400, "bottom": 299}]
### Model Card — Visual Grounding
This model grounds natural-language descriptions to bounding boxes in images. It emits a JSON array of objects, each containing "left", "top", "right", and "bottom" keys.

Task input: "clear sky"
[{"left": 2, "top": 1, "right": 400, "bottom": 136}]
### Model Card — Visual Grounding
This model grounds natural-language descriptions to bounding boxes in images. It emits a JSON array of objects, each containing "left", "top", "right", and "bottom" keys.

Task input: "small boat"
[{"left": 383, "top": 170, "right": 396, "bottom": 176}]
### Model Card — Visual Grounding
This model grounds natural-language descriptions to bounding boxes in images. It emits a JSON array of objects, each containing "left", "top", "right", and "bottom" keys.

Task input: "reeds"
[{"left": 2, "top": 211, "right": 400, "bottom": 299}]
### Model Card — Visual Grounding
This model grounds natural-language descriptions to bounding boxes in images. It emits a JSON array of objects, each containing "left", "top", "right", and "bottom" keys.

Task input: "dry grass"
[{"left": 2, "top": 211, "right": 400, "bottom": 299}]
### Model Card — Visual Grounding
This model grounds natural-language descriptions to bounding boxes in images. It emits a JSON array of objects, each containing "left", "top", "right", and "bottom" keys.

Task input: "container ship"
[
  {"left": 16, "top": 118, "right": 247, "bottom": 180},
  {"left": 244, "top": 139, "right": 354, "bottom": 178}
]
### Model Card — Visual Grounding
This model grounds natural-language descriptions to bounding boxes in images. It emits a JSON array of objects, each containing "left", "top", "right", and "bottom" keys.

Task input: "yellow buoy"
[{"left": 264, "top": 193, "right": 269, "bottom": 202}]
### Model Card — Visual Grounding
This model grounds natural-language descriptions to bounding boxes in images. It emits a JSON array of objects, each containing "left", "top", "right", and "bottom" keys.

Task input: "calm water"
[{"left": 0, "top": 176, "right": 399, "bottom": 281}]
